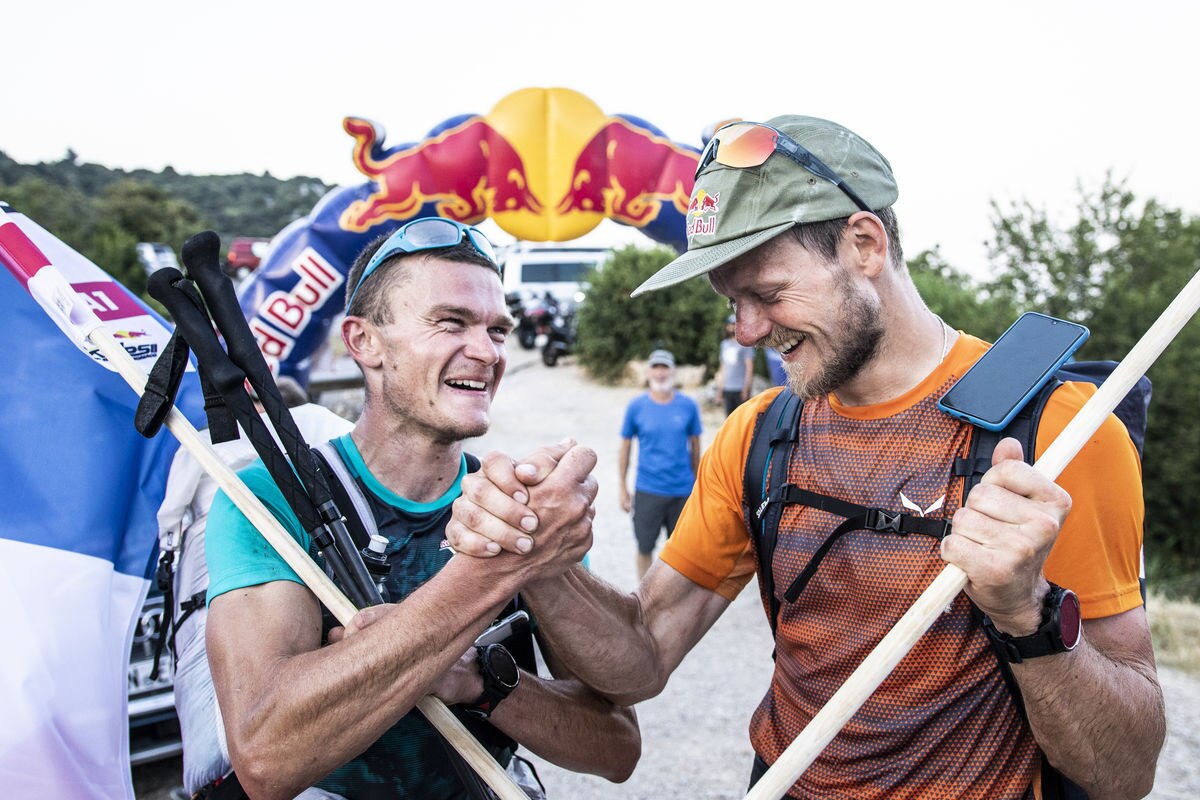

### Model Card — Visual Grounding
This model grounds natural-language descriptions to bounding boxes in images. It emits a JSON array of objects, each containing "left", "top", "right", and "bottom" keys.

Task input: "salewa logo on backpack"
[{"left": 899, "top": 492, "right": 945, "bottom": 517}]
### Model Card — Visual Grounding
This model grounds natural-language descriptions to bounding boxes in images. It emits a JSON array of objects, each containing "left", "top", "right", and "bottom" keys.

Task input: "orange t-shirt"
[{"left": 660, "top": 333, "right": 1143, "bottom": 799}]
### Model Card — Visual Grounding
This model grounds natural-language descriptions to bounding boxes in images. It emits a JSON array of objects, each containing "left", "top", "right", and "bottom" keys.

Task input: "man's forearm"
[
  {"left": 618, "top": 439, "right": 631, "bottom": 492},
  {"left": 489, "top": 673, "right": 640, "bottom": 782},
  {"left": 522, "top": 566, "right": 666, "bottom": 705},
  {"left": 216, "top": 560, "right": 517, "bottom": 799},
  {"left": 1015, "top": 612, "right": 1164, "bottom": 799}
]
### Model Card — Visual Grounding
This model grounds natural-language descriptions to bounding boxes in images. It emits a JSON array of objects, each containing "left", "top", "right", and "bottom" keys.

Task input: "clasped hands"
[
  {"left": 443, "top": 435, "right": 1073, "bottom": 640},
  {"left": 447, "top": 438, "right": 597, "bottom": 578}
]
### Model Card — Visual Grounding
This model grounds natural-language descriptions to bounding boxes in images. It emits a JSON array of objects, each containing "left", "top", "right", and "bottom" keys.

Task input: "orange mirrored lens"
[{"left": 715, "top": 123, "right": 779, "bottom": 168}]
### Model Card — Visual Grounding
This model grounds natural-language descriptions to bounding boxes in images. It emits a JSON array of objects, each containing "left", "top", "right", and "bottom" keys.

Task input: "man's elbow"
[
  {"left": 227, "top": 737, "right": 305, "bottom": 800},
  {"left": 605, "top": 725, "right": 642, "bottom": 783}
]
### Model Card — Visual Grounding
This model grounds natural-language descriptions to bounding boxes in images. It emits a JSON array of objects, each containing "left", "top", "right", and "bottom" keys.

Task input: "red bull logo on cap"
[{"left": 687, "top": 189, "right": 720, "bottom": 239}]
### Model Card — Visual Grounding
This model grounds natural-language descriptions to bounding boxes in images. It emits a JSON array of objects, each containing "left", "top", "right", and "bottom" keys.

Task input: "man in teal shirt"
[{"left": 206, "top": 220, "right": 639, "bottom": 800}]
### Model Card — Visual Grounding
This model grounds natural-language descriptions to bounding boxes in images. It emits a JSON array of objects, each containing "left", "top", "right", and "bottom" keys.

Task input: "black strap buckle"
[{"left": 865, "top": 508, "right": 902, "bottom": 533}]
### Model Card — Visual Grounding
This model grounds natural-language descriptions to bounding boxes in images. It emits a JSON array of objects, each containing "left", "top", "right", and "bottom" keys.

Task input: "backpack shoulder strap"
[
  {"left": 952, "top": 377, "right": 1092, "bottom": 800},
  {"left": 311, "top": 441, "right": 377, "bottom": 546},
  {"left": 742, "top": 390, "right": 803, "bottom": 640},
  {"left": 954, "top": 377, "right": 1059, "bottom": 501}
]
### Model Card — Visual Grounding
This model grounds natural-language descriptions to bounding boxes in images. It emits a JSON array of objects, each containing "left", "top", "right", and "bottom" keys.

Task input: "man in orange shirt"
[{"left": 448, "top": 116, "right": 1165, "bottom": 799}]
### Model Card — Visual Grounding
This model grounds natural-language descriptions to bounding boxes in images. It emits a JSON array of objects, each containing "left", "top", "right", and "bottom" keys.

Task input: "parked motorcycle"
[
  {"left": 541, "top": 299, "right": 579, "bottom": 367},
  {"left": 515, "top": 291, "right": 558, "bottom": 350}
]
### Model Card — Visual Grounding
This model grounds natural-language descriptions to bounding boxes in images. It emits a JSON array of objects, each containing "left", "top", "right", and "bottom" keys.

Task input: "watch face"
[
  {"left": 484, "top": 644, "right": 520, "bottom": 688},
  {"left": 1059, "top": 589, "right": 1082, "bottom": 650}
]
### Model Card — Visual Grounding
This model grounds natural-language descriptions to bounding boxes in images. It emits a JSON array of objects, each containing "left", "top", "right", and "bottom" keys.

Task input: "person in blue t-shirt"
[
  {"left": 765, "top": 346, "right": 787, "bottom": 387},
  {"left": 618, "top": 349, "right": 702, "bottom": 578}
]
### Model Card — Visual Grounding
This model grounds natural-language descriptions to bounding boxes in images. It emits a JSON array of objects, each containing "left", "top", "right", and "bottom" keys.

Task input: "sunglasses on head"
[
  {"left": 695, "top": 121, "right": 871, "bottom": 213},
  {"left": 346, "top": 217, "right": 501, "bottom": 312}
]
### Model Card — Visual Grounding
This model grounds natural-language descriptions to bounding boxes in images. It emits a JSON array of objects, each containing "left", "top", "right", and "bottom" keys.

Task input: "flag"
[{"left": 0, "top": 208, "right": 205, "bottom": 798}]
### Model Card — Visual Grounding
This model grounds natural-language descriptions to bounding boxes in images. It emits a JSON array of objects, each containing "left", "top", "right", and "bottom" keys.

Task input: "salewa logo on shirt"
[{"left": 899, "top": 492, "right": 945, "bottom": 517}]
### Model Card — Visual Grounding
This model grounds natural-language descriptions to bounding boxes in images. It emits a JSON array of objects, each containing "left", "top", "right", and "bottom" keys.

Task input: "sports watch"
[
  {"left": 982, "top": 583, "right": 1082, "bottom": 664},
  {"left": 465, "top": 643, "right": 520, "bottom": 718}
]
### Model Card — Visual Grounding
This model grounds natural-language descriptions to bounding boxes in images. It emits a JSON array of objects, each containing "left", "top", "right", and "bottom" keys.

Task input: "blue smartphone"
[{"left": 938, "top": 312, "right": 1090, "bottom": 431}]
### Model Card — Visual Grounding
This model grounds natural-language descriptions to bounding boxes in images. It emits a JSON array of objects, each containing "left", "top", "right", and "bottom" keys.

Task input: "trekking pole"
[
  {"left": 745, "top": 266, "right": 1200, "bottom": 800},
  {"left": 146, "top": 267, "right": 379, "bottom": 609},
  {"left": 0, "top": 212, "right": 529, "bottom": 800},
  {"left": 180, "top": 232, "right": 382, "bottom": 608}
]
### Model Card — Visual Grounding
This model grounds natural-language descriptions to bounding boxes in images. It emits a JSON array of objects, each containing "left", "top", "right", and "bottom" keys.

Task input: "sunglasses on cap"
[
  {"left": 346, "top": 217, "right": 501, "bottom": 312},
  {"left": 695, "top": 121, "right": 871, "bottom": 213}
]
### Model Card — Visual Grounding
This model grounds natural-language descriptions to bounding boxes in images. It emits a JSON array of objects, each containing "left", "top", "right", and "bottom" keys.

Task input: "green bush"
[{"left": 576, "top": 244, "right": 728, "bottom": 382}]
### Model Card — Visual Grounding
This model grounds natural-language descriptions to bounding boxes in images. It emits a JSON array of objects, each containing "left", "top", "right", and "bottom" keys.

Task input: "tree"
[
  {"left": 88, "top": 181, "right": 208, "bottom": 293},
  {"left": 575, "top": 245, "right": 728, "bottom": 382},
  {"left": 985, "top": 179, "right": 1200, "bottom": 589},
  {"left": 908, "top": 247, "right": 1014, "bottom": 341}
]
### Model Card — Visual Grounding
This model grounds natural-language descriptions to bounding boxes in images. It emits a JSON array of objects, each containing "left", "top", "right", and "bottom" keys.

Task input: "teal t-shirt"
[
  {"left": 206, "top": 435, "right": 514, "bottom": 799},
  {"left": 206, "top": 434, "right": 467, "bottom": 602}
]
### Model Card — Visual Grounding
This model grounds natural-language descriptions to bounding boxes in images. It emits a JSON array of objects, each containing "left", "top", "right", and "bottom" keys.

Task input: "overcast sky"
[{"left": 3, "top": 0, "right": 1195, "bottom": 275}]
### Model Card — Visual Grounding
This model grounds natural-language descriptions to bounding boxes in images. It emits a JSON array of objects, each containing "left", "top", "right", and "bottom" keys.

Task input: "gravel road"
[{"left": 467, "top": 345, "right": 1200, "bottom": 800}]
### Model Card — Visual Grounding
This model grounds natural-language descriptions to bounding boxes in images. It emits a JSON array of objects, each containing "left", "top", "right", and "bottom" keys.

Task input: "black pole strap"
[
  {"left": 180, "top": 234, "right": 380, "bottom": 608},
  {"left": 182, "top": 233, "right": 335, "bottom": 510},
  {"left": 147, "top": 269, "right": 376, "bottom": 609}
]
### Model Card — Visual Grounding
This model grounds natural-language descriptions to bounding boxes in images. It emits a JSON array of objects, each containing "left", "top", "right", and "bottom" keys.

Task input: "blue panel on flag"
[{"left": 0, "top": 265, "right": 206, "bottom": 579}]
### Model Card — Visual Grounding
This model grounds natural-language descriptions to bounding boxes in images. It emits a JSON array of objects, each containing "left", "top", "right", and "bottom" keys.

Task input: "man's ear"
[
  {"left": 342, "top": 315, "right": 383, "bottom": 369},
  {"left": 844, "top": 211, "right": 889, "bottom": 278}
]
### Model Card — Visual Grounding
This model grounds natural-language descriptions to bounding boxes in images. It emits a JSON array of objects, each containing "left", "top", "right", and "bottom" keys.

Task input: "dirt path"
[{"left": 470, "top": 347, "right": 1199, "bottom": 799}]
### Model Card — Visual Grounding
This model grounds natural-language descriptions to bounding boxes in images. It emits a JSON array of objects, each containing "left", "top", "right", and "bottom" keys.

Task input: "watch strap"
[
  {"left": 464, "top": 644, "right": 518, "bottom": 719},
  {"left": 982, "top": 583, "right": 1077, "bottom": 664}
]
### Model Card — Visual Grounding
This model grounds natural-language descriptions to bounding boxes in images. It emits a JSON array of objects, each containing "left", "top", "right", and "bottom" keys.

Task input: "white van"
[{"left": 499, "top": 242, "right": 610, "bottom": 306}]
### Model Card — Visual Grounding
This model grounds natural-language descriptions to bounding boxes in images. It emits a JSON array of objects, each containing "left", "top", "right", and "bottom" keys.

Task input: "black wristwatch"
[
  {"left": 982, "top": 583, "right": 1082, "bottom": 664},
  {"left": 464, "top": 643, "right": 520, "bottom": 718}
]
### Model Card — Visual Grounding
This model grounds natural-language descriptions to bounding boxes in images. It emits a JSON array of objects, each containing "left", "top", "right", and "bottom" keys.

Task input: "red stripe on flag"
[{"left": 0, "top": 221, "right": 52, "bottom": 289}]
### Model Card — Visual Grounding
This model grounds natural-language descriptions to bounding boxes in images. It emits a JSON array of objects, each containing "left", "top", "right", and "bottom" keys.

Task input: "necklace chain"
[{"left": 937, "top": 316, "right": 951, "bottom": 361}]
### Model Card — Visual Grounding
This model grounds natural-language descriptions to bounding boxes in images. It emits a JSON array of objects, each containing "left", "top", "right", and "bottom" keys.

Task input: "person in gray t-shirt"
[{"left": 715, "top": 315, "right": 755, "bottom": 415}]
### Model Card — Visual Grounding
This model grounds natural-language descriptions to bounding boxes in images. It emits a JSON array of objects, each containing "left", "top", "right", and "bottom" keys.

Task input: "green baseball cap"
[{"left": 632, "top": 115, "right": 898, "bottom": 296}]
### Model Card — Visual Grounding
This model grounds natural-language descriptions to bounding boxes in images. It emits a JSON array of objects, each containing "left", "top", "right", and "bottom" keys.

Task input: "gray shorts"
[{"left": 632, "top": 491, "right": 688, "bottom": 554}]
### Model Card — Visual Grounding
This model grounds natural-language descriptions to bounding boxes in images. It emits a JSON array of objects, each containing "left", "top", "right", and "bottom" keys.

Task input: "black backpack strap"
[
  {"left": 742, "top": 391, "right": 803, "bottom": 641},
  {"left": 775, "top": 486, "right": 951, "bottom": 603},
  {"left": 954, "top": 377, "right": 1059, "bottom": 499},
  {"left": 312, "top": 441, "right": 377, "bottom": 548}
]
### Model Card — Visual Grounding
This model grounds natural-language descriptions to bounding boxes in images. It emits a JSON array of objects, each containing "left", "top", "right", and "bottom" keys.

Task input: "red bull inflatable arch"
[{"left": 239, "top": 87, "right": 720, "bottom": 381}]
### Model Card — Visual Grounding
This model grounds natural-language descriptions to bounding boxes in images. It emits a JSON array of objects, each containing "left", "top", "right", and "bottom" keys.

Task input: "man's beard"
[
  {"left": 783, "top": 281, "right": 884, "bottom": 401},
  {"left": 649, "top": 377, "right": 674, "bottom": 393}
]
